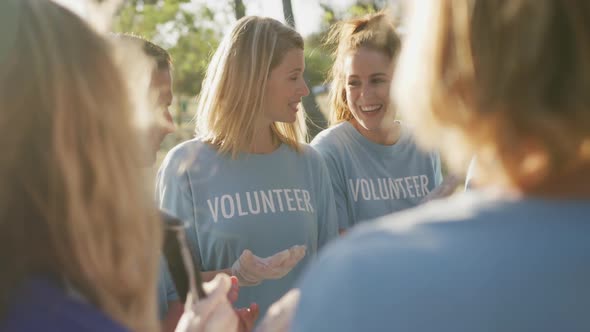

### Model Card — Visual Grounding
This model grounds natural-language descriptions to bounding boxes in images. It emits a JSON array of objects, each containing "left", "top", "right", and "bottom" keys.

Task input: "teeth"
[{"left": 360, "top": 105, "right": 381, "bottom": 112}]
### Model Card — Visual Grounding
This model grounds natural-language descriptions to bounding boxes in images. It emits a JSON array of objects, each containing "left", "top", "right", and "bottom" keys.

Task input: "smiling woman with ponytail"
[{"left": 311, "top": 11, "right": 445, "bottom": 233}]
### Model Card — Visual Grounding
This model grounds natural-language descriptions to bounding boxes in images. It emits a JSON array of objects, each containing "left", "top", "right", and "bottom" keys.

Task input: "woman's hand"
[
  {"left": 175, "top": 274, "right": 238, "bottom": 332},
  {"left": 255, "top": 289, "right": 300, "bottom": 332},
  {"left": 231, "top": 245, "right": 306, "bottom": 286}
]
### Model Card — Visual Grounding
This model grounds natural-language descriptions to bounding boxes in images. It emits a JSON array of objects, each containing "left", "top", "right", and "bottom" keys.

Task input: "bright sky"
[
  {"left": 234, "top": 0, "right": 355, "bottom": 36},
  {"left": 54, "top": 0, "right": 356, "bottom": 36}
]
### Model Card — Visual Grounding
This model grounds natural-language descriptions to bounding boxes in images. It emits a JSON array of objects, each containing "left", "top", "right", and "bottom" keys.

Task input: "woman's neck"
[
  {"left": 351, "top": 118, "right": 401, "bottom": 146},
  {"left": 248, "top": 124, "right": 280, "bottom": 154}
]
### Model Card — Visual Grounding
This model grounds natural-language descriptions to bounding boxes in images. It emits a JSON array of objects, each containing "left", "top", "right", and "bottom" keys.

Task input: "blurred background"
[{"left": 56, "top": 0, "right": 407, "bottom": 166}]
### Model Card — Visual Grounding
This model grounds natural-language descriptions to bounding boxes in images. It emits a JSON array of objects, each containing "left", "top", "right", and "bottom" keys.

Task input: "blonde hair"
[
  {"left": 395, "top": 0, "right": 590, "bottom": 189},
  {"left": 196, "top": 16, "right": 307, "bottom": 157},
  {"left": 326, "top": 12, "right": 401, "bottom": 125},
  {"left": 0, "top": 1, "right": 161, "bottom": 330}
]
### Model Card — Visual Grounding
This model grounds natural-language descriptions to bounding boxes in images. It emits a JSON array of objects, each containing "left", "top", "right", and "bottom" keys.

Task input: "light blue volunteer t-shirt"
[
  {"left": 292, "top": 192, "right": 590, "bottom": 332},
  {"left": 156, "top": 140, "right": 339, "bottom": 315},
  {"left": 311, "top": 121, "right": 443, "bottom": 230}
]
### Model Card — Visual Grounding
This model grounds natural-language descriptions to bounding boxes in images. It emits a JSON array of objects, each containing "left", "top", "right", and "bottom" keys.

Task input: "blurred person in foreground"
[
  {"left": 0, "top": 0, "right": 238, "bottom": 331},
  {"left": 115, "top": 34, "right": 258, "bottom": 332},
  {"left": 114, "top": 33, "right": 184, "bottom": 331},
  {"left": 291, "top": 0, "right": 590, "bottom": 331}
]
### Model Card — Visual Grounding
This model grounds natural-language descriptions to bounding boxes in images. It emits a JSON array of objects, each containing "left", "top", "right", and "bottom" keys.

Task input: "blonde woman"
[
  {"left": 311, "top": 12, "right": 443, "bottom": 233},
  {"left": 0, "top": 1, "right": 237, "bottom": 331},
  {"left": 156, "top": 16, "right": 339, "bottom": 316},
  {"left": 293, "top": 0, "right": 590, "bottom": 330}
]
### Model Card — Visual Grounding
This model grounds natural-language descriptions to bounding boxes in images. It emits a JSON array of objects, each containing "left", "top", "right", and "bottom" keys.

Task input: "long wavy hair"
[
  {"left": 326, "top": 12, "right": 401, "bottom": 125},
  {"left": 0, "top": 1, "right": 161, "bottom": 330},
  {"left": 196, "top": 16, "right": 307, "bottom": 157}
]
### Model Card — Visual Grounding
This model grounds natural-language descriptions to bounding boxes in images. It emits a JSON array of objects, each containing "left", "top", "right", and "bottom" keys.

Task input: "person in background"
[
  {"left": 311, "top": 12, "right": 444, "bottom": 234},
  {"left": 114, "top": 33, "right": 181, "bottom": 329},
  {"left": 115, "top": 34, "right": 259, "bottom": 332},
  {"left": 156, "top": 16, "right": 339, "bottom": 316},
  {"left": 292, "top": 0, "right": 590, "bottom": 331}
]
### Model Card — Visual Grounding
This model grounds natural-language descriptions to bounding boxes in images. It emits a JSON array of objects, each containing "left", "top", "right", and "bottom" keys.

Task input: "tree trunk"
[
  {"left": 282, "top": 0, "right": 327, "bottom": 140},
  {"left": 234, "top": 0, "right": 245, "bottom": 20},
  {"left": 282, "top": 0, "right": 295, "bottom": 27}
]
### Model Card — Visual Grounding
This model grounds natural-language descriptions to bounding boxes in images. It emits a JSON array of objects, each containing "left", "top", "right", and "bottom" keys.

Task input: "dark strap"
[{"left": 160, "top": 211, "right": 206, "bottom": 300}]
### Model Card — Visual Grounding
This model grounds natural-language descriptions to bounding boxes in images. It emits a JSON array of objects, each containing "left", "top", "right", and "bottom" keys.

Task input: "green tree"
[{"left": 114, "top": 0, "right": 224, "bottom": 96}]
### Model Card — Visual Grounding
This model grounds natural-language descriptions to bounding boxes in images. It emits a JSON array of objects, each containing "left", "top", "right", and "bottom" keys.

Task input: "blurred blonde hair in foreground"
[
  {"left": 0, "top": 0, "right": 161, "bottom": 331},
  {"left": 395, "top": 0, "right": 590, "bottom": 191},
  {"left": 196, "top": 16, "right": 307, "bottom": 157}
]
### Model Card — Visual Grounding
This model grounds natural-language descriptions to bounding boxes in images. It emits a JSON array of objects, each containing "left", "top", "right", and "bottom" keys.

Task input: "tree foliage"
[
  {"left": 303, "top": 0, "right": 402, "bottom": 88},
  {"left": 114, "top": 0, "right": 225, "bottom": 96}
]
